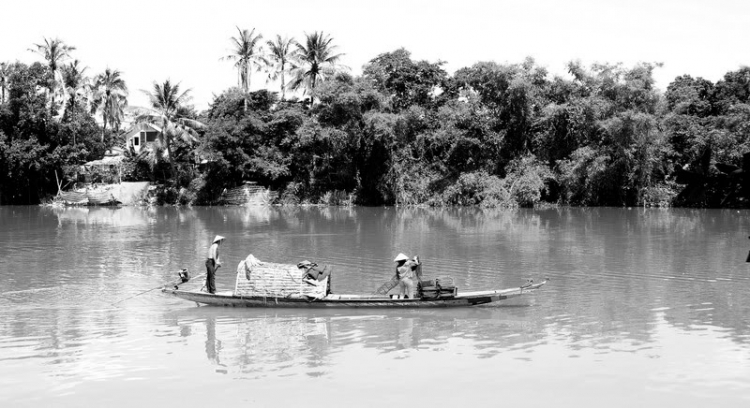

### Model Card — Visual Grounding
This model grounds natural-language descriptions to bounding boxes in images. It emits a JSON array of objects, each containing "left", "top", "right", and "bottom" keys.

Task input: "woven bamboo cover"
[{"left": 235, "top": 259, "right": 327, "bottom": 298}]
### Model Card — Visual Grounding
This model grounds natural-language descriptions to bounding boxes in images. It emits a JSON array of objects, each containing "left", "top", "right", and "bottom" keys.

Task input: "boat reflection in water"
[
  {"left": 163, "top": 304, "right": 543, "bottom": 377},
  {"left": 155, "top": 299, "right": 750, "bottom": 408}
]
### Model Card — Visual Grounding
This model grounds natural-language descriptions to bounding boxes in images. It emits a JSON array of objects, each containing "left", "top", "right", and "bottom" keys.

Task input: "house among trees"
[{"left": 125, "top": 123, "right": 161, "bottom": 153}]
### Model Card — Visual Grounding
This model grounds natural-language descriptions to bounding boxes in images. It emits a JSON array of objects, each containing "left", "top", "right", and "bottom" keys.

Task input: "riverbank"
[
  {"left": 41, "top": 182, "right": 728, "bottom": 209},
  {"left": 40, "top": 178, "right": 681, "bottom": 208},
  {"left": 4, "top": 48, "right": 750, "bottom": 209}
]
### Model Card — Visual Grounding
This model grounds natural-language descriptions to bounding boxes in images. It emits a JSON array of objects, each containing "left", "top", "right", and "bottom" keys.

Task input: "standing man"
[{"left": 206, "top": 235, "right": 225, "bottom": 294}]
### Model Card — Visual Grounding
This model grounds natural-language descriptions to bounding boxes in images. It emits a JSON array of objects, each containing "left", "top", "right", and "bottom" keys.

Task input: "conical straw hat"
[
  {"left": 393, "top": 253, "right": 409, "bottom": 262},
  {"left": 213, "top": 235, "right": 226, "bottom": 243}
]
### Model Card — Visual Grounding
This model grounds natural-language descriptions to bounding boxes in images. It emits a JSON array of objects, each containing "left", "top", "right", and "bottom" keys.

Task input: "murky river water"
[{"left": 1, "top": 206, "right": 749, "bottom": 407}]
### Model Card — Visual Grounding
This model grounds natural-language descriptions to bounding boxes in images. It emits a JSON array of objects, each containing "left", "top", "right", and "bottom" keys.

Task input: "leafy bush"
[
  {"left": 320, "top": 190, "right": 354, "bottom": 206},
  {"left": 505, "top": 154, "right": 554, "bottom": 207},
  {"left": 177, "top": 187, "right": 196, "bottom": 206},
  {"left": 381, "top": 157, "right": 440, "bottom": 205},
  {"left": 557, "top": 147, "right": 612, "bottom": 205},
  {"left": 441, "top": 171, "right": 513, "bottom": 207},
  {"left": 278, "top": 181, "right": 304, "bottom": 205},
  {"left": 154, "top": 186, "right": 179, "bottom": 205},
  {"left": 641, "top": 185, "right": 678, "bottom": 207}
]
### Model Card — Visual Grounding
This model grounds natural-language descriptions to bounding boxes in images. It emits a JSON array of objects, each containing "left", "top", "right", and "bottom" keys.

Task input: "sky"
[{"left": 2, "top": 0, "right": 748, "bottom": 110}]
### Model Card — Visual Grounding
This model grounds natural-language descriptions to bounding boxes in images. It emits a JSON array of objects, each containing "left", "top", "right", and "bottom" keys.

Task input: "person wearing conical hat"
[
  {"left": 205, "top": 235, "right": 225, "bottom": 294},
  {"left": 394, "top": 253, "right": 420, "bottom": 299}
]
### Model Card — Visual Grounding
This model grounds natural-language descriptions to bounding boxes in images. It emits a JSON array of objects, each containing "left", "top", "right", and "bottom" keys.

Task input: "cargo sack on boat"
[
  {"left": 297, "top": 261, "right": 332, "bottom": 295},
  {"left": 235, "top": 256, "right": 328, "bottom": 299},
  {"left": 298, "top": 261, "right": 331, "bottom": 282},
  {"left": 418, "top": 276, "right": 457, "bottom": 299}
]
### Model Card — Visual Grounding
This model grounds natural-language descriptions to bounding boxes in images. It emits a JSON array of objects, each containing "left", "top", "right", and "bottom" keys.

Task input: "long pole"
[{"left": 111, "top": 273, "right": 206, "bottom": 306}]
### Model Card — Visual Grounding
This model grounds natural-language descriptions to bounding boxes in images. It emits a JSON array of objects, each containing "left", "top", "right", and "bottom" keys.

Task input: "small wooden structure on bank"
[
  {"left": 53, "top": 148, "right": 157, "bottom": 206},
  {"left": 54, "top": 168, "right": 121, "bottom": 206},
  {"left": 221, "top": 181, "right": 278, "bottom": 206},
  {"left": 56, "top": 190, "right": 120, "bottom": 206}
]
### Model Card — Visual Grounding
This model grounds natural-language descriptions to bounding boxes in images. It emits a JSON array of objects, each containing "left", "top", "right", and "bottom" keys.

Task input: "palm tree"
[
  {"left": 61, "top": 60, "right": 90, "bottom": 124},
  {"left": 222, "top": 26, "right": 265, "bottom": 110},
  {"left": 137, "top": 137, "right": 167, "bottom": 173},
  {"left": 138, "top": 80, "right": 203, "bottom": 177},
  {"left": 29, "top": 37, "right": 76, "bottom": 115},
  {"left": 265, "top": 35, "right": 297, "bottom": 101},
  {"left": 0, "top": 62, "right": 11, "bottom": 104},
  {"left": 91, "top": 68, "right": 128, "bottom": 142},
  {"left": 289, "top": 31, "right": 345, "bottom": 103}
]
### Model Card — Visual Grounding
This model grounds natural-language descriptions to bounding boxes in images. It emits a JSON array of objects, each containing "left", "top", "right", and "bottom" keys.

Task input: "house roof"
[
  {"left": 104, "top": 146, "right": 125, "bottom": 157},
  {"left": 84, "top": 155, "right": 125, "bottom": 167},
  {"left": 124, "top": 122, "right": 162, "bottom": 138}
]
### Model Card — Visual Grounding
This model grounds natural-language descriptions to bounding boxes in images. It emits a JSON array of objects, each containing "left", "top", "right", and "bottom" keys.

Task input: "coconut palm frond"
[
  {"left": 289, "top": 31, "right": 345, "bottom": 101},
  {"left": 222, "top": 27, "right": 265, "bottom": 92},
  {"left": 137, "top": 137, "right": 167, "bottom": 171},
  {"left": 139, "top": 79, "right": 205, "bottom": 176},
  {"left": 142, "top": 80, "right": 191, "bottom": 114},
  {"left": 166, "top": 122, "right": 200, "bottom": 144},
  {"left": 29, "top": 37, "right": 76, "bottom": 72},
  {"left": 174, "top": 116, "right": 206, "bottom": 130},
  {"left": 91, "top": 68, "right": 128, "bottom": 141},
  {"left": 265, "top": 35, "right": 299, "bottom": 100},
  {"left": 61, "top": 60, "right": 91, "bottom": 119},
  {"left": 29, "top": 37, "right": 77, "bottom": 117}
]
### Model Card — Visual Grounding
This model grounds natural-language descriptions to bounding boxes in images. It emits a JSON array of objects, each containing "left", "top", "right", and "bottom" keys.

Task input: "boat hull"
[{"left": 162, "top": 280, "right": 547, "bottom": 308}]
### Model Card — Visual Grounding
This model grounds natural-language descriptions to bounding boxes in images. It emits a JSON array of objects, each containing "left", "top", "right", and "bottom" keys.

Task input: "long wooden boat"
[{"left": 162, "top": 279, "right": 548, "bottom": 308}]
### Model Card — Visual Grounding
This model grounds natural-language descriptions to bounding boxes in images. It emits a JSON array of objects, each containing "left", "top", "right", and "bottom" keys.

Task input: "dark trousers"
[{"left": 205, "top": 259, "right": 216, "bottom": 294}]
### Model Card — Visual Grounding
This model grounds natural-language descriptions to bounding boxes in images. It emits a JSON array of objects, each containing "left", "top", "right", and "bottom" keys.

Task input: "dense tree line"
[{"left": 1, "top": 33, "right": 749, "bottom": 207}]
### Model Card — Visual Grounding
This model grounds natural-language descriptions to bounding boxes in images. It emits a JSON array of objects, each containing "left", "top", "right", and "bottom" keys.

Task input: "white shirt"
[{"left": 208, "top": 243, "right": 221, "bottom": 265}]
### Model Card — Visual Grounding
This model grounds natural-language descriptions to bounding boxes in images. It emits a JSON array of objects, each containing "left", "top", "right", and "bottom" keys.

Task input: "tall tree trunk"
[
  {"left": 166, "top": 138, "right": 175, "bottom": 183},
  {"left": 241, "top": 64, "right": 249, "bottom": 113},
  {"left": 310, "top": 73, "right": 317, "bottom": 105},
  {"left": 163, "top": 119, "right": 176, "bottom": 184},
  {"left": 280, "top": 62, "right": 286, "bottom": 101},
  {"left": 71, "top": 103, "right": 76, "bottom": 145},
  {"left": 50, "top": 90, "right": 55, "bottom": 117},
  {"left": 50, "top": 72, "right": 58, "bottom": 117},
  {"left": 246, "top": 68, "right": 251, "bottom": 113},
  {"left": 101, "top": 116, "right": 107, "bottom": 142}
]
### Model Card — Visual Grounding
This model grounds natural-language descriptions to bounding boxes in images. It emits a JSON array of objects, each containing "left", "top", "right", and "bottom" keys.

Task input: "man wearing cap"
[
  {"left": 394, "top": 253, "right": 420, "bottom": 299},
  {"left": 205, "top": 235, "right": 225, "bottom": 294}
]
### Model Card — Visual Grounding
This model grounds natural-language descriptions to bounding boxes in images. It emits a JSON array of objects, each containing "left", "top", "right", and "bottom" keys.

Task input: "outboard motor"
[{"left": 178, "top": 268, "right": 190, "bottom": 283}]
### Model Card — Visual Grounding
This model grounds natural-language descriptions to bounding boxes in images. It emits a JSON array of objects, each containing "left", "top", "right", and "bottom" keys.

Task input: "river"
[{"left": 1, "top": 206, "right": 749, "bottom": 407}]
